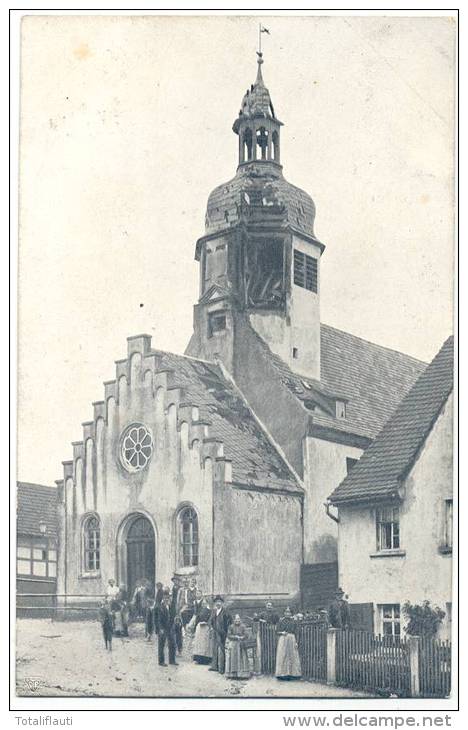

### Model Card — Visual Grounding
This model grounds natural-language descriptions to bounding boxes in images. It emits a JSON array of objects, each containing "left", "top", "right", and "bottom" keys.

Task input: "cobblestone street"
[{"left": 16, "top": 619, "right": 368, "bottom": 699}]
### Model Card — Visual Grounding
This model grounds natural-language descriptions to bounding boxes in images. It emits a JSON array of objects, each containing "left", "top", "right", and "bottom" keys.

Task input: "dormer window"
[
  {"left": 208, "top": 311, "right": 227, "bottom": 337},
  {"left": 336, "top": 400, "right": 346, "bottom": 419}
]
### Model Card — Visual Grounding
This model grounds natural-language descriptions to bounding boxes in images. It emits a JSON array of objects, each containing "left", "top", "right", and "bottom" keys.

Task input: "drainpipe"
[{"left": 324, "top": 501, "right": 339, "bottom": 524}]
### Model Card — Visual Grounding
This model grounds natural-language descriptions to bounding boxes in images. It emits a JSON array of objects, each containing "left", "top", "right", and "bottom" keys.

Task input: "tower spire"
[{"left": 256, "top": 51, "right": 264, "bottom": 85}]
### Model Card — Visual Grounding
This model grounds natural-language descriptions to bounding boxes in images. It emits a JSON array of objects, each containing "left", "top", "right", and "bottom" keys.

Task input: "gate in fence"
[
  {"left": 419, "top": 637, "right": 451, "bottom": 698},
  {"left": 297, "top": 622, "right": 328, "bottom": 682},
  {"left": 258, "top": 620, "right": 327, "bottom": 681},
  {"left": 336, "top": 629, "right": 412, "bottom": 697}
]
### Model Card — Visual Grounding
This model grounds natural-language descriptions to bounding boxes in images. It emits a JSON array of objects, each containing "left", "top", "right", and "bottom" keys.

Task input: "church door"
[{"left": 126, "top": 516, "right": 155, "bottom": 598}]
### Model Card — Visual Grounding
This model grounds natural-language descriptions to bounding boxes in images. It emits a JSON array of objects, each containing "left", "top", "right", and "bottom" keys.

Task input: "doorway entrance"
[{"left": 125, "top": 515, "right": 155, "bottom": 598}]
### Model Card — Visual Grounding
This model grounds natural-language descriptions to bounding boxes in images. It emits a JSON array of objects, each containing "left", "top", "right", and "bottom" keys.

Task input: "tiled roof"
[
  {"left": 328, "top": 336, "right": 453, "bottom": 505},
  {"left": 205, "top": 163, "right": 317, "bottom": 240},
  {"left": 17, "top": 482, "right": 58, "bottom": 537},
  {"left": 151, "top": 351, "right": 302, "bottom": 494},
  {"left": 264, "top": 324, "right": 427, "bottom": 442}
]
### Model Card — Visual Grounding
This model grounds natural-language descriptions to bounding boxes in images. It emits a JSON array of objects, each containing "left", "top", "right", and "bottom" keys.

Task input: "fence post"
[
  {"left": 327, "top": 628, "right": 338, "bottom": 685},
  {"left": 409, "top": 636, "right": 420, "bottom": 698}
]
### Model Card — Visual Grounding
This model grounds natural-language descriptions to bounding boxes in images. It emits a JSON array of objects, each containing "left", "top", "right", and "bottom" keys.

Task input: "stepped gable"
[
  {"left": 60, "top": 335, "right": 301, "bottom": 495},
  {"left": 151, "top": 350, "right": 301, "bottom": 493},
  {"left": 254, "top": 323, "right": 427, "bottom": 442},
  {"left": 328, "top": 336, "right": 453, "bottom": 505}
]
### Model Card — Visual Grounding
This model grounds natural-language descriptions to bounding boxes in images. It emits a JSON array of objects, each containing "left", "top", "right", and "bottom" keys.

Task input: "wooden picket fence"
[
  {"left": 336, "top": 629, "right": 412, "bottom": 697},
  {"left": 258, "top": 620, "right": 327, "bottom": 681},
  {"left": 419, "top": 637, "right": 451, "bottom": 698},
  {"left": 258, "top": 621, "right": 278, "bottom": 675},
  {"left": 297, "top": 621, "right": 328, "bottom": 681}
]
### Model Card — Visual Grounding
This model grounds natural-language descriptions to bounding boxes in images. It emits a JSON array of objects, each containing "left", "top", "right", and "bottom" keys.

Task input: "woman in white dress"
[
  {"left": 192, "top": 598, "right": 212, "bottom": 664},
  {"left": 275, "top": 607, "right": 302, "bottom": 680}
]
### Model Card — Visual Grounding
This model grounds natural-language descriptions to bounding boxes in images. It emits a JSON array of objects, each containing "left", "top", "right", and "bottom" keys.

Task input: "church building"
[{"left": 56, "top": 53, "right": 426, "bottom": 611}]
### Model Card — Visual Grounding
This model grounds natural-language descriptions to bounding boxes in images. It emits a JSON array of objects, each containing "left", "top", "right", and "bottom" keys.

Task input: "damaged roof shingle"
[{"left": 151, "top": 351, "right": 302, "bottom": 494}]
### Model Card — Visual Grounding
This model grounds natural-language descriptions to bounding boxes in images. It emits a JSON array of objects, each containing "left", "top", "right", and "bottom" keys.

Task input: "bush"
[{"left": 402, "top": 600, "right": 445, "bottom": 637}]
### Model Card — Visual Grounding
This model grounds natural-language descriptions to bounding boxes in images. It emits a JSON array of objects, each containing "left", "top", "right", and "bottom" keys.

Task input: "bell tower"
[{"left": 186, "top": 53, "right": 325, "bottom": 381}]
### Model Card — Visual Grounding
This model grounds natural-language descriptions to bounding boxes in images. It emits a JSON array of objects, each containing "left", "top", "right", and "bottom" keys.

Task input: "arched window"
[
  {"left": 83, "top": 514, "right": 100, "bottom": 572},
  {"left": 243, "top": 128, "right": 253, "bottom": 161},
  {"left": 256, "top": 127, "right": 268, "bottom": 160},
  {"left": 178, "top": 507, "right": 199, "bottom": 567},
  {"left": 272, "top": 130, "right": 279, "bottom": 162}
]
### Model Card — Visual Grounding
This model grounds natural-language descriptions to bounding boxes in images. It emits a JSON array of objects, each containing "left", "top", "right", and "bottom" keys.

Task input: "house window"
[
  {"left": 292, "top": 347, "right": 299, "bottom": 359},
  {"left": 83, "top": 515, "right": 100, "bottom": 572},
  {"left": 178, "top": 506, "right": 199, "bottom": 567},
  {"left": 376, "top": 506, "right": 400, "bottom": 551},
  {"left": 346, "top": 457, "right": 358, "bottom": 474},
  {"left": 16, "top": 539, "right": 57, "bottom": 579},
  {"left": 380, "top": 604, "right": 401, "bottom": 637},
  {"left": 336, "top": 401, "right": 346, "bottom": 419},
  {"left": 444, "top": 499, "right": 453, "bottom": 550},
  {"left": 293, "top": 250, "right": 318, "bottom": 292},
  {"left": 208, "top": 311, "right": 226, "bottom": 337}
]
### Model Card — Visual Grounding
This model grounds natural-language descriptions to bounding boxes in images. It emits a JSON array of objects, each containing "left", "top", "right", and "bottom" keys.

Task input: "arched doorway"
[{"left": 124, "top": 515, "right": 156, "bottom": 598}]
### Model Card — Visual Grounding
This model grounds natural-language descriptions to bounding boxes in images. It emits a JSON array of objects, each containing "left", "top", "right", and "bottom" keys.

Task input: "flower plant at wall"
[{"left": 402, "top": 600, "right": 446, "bottom": 637}]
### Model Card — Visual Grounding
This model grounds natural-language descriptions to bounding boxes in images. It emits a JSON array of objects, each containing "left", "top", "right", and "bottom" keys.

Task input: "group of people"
[{"left": 98, "top": 576, "right": 350, "bottom": 682}]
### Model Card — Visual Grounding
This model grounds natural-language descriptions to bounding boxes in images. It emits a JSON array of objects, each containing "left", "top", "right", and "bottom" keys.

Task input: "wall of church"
[
  {"left": 213, "top": 483, "right": 302, "bottom": 601},
  {"left": 303, "top": 436, "right": 363, "bottom": 563},
  {"left": 336, "top": 394, "right": 453, "bottom": 638},
  {"left": 248, "top": 234, "right": 322, "bottom": 381},
  {"left": 232, "top": 312, "right": 310, "bottom": 477},
  {"left": 289, "top": 235, "right": 322, "bottom": 380},
  {"left": 57, "top": 334, "right": 232, "bottom": 603}
]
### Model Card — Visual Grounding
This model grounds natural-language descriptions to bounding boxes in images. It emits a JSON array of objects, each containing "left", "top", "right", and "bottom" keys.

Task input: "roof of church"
[
  {"left": 150, "top": 350, "right": 302, "bottom": 494},
  {"left": 237, "top": 55, "right": 275, "bottom": 121},
  {"left": 17, "top": 482, "right": 58, "bottom": 537},
  {"left": 205, "top": 55, "right": 318, "bottom": 242},
  {"left": 262, "top": 324, "right": 427, "bottom": 443},
  {"left": 205, "top": 163, "right": 317, "bottom": 240},
  {"left": 328, "top": 336, "right": 453, "bottom": 505}
]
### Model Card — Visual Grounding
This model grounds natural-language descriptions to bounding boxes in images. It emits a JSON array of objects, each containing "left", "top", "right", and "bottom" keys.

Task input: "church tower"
[{"left": 186, "top": 53, "right": 324, "bottom": 381}]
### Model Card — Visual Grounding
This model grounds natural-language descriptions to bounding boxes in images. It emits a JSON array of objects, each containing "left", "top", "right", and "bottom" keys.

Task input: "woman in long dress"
[
  {"left": 275, "top": 607, "right": 302, "bottom": 680},
  {"left": 225, "top": 614, "right": 251, "bottom": 680},
  {"left": 192, "top": 598, "right": 213, "bottom": 664}
]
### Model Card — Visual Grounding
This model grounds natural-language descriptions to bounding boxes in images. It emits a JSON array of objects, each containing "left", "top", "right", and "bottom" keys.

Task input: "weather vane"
[{"left": 258, "top": 23, "right": 270, "bottom": 57}]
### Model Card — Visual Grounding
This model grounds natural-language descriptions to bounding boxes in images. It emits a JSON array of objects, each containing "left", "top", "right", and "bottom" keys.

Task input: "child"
[{"left": 99, "top": 600, "right": 113, "bottom": 651}]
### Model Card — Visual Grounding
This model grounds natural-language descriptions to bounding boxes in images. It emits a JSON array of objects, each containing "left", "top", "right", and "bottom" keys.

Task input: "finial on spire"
[
  {"left": 257, "top": 24, "right": 270, "bottom": 85},
  {"left": 258, "top": 23, "right": 270, "bottom": 55},
  {"left": 256, "top": 51, "right": 264, "bottom": 85}
]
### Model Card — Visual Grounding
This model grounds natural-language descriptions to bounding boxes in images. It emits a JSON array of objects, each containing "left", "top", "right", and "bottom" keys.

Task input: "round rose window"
[{"left": 120, "top": 423, "right": 154, "bottom": 472}]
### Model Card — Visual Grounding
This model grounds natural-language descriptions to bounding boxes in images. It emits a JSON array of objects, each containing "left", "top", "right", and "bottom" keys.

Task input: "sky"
[{"left": 17, "top": 14, "right": 455, "bottom": 485}]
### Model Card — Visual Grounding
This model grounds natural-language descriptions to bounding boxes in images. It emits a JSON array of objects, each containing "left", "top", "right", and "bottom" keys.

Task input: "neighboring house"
[
  {"left": 328, "top": 337, "right": 454, "bottom": 638},
  {"left": 17, "top": 482, "right": 58, "bottom": 615},
  {"left": 56, "top": 53, "right": 428, "bottom": 611}
]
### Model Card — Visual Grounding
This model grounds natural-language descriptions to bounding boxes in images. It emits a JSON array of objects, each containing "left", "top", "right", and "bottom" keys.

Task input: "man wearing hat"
[
  {"left": 209, "top": 595, "right": 232, "bottom": 674},
  {"left": 154, "top": 588, "right": 177, "bottom": 666},
  {"left": 170, "top": 575, "right": 183, "bottom": 654},
  {"left": 328, "top": 587, "right": 350, "bottom": 629}
]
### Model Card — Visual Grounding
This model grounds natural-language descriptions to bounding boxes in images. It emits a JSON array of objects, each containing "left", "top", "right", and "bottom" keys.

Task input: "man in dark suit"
[
  {"left": 209, "top": 595, "right": 232, "bottom": 674},
  {"left": 154, "top": 589, "right": 177, "bottom": 666},
  {"left": 169, "top": 575, "right": 183, "bottom": 654},
  {"left": 328, "top": 587, "right": 350, "bottom": 629},
  {"left": 155, "top": 581, "right": 164, "bottom": 606}
]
